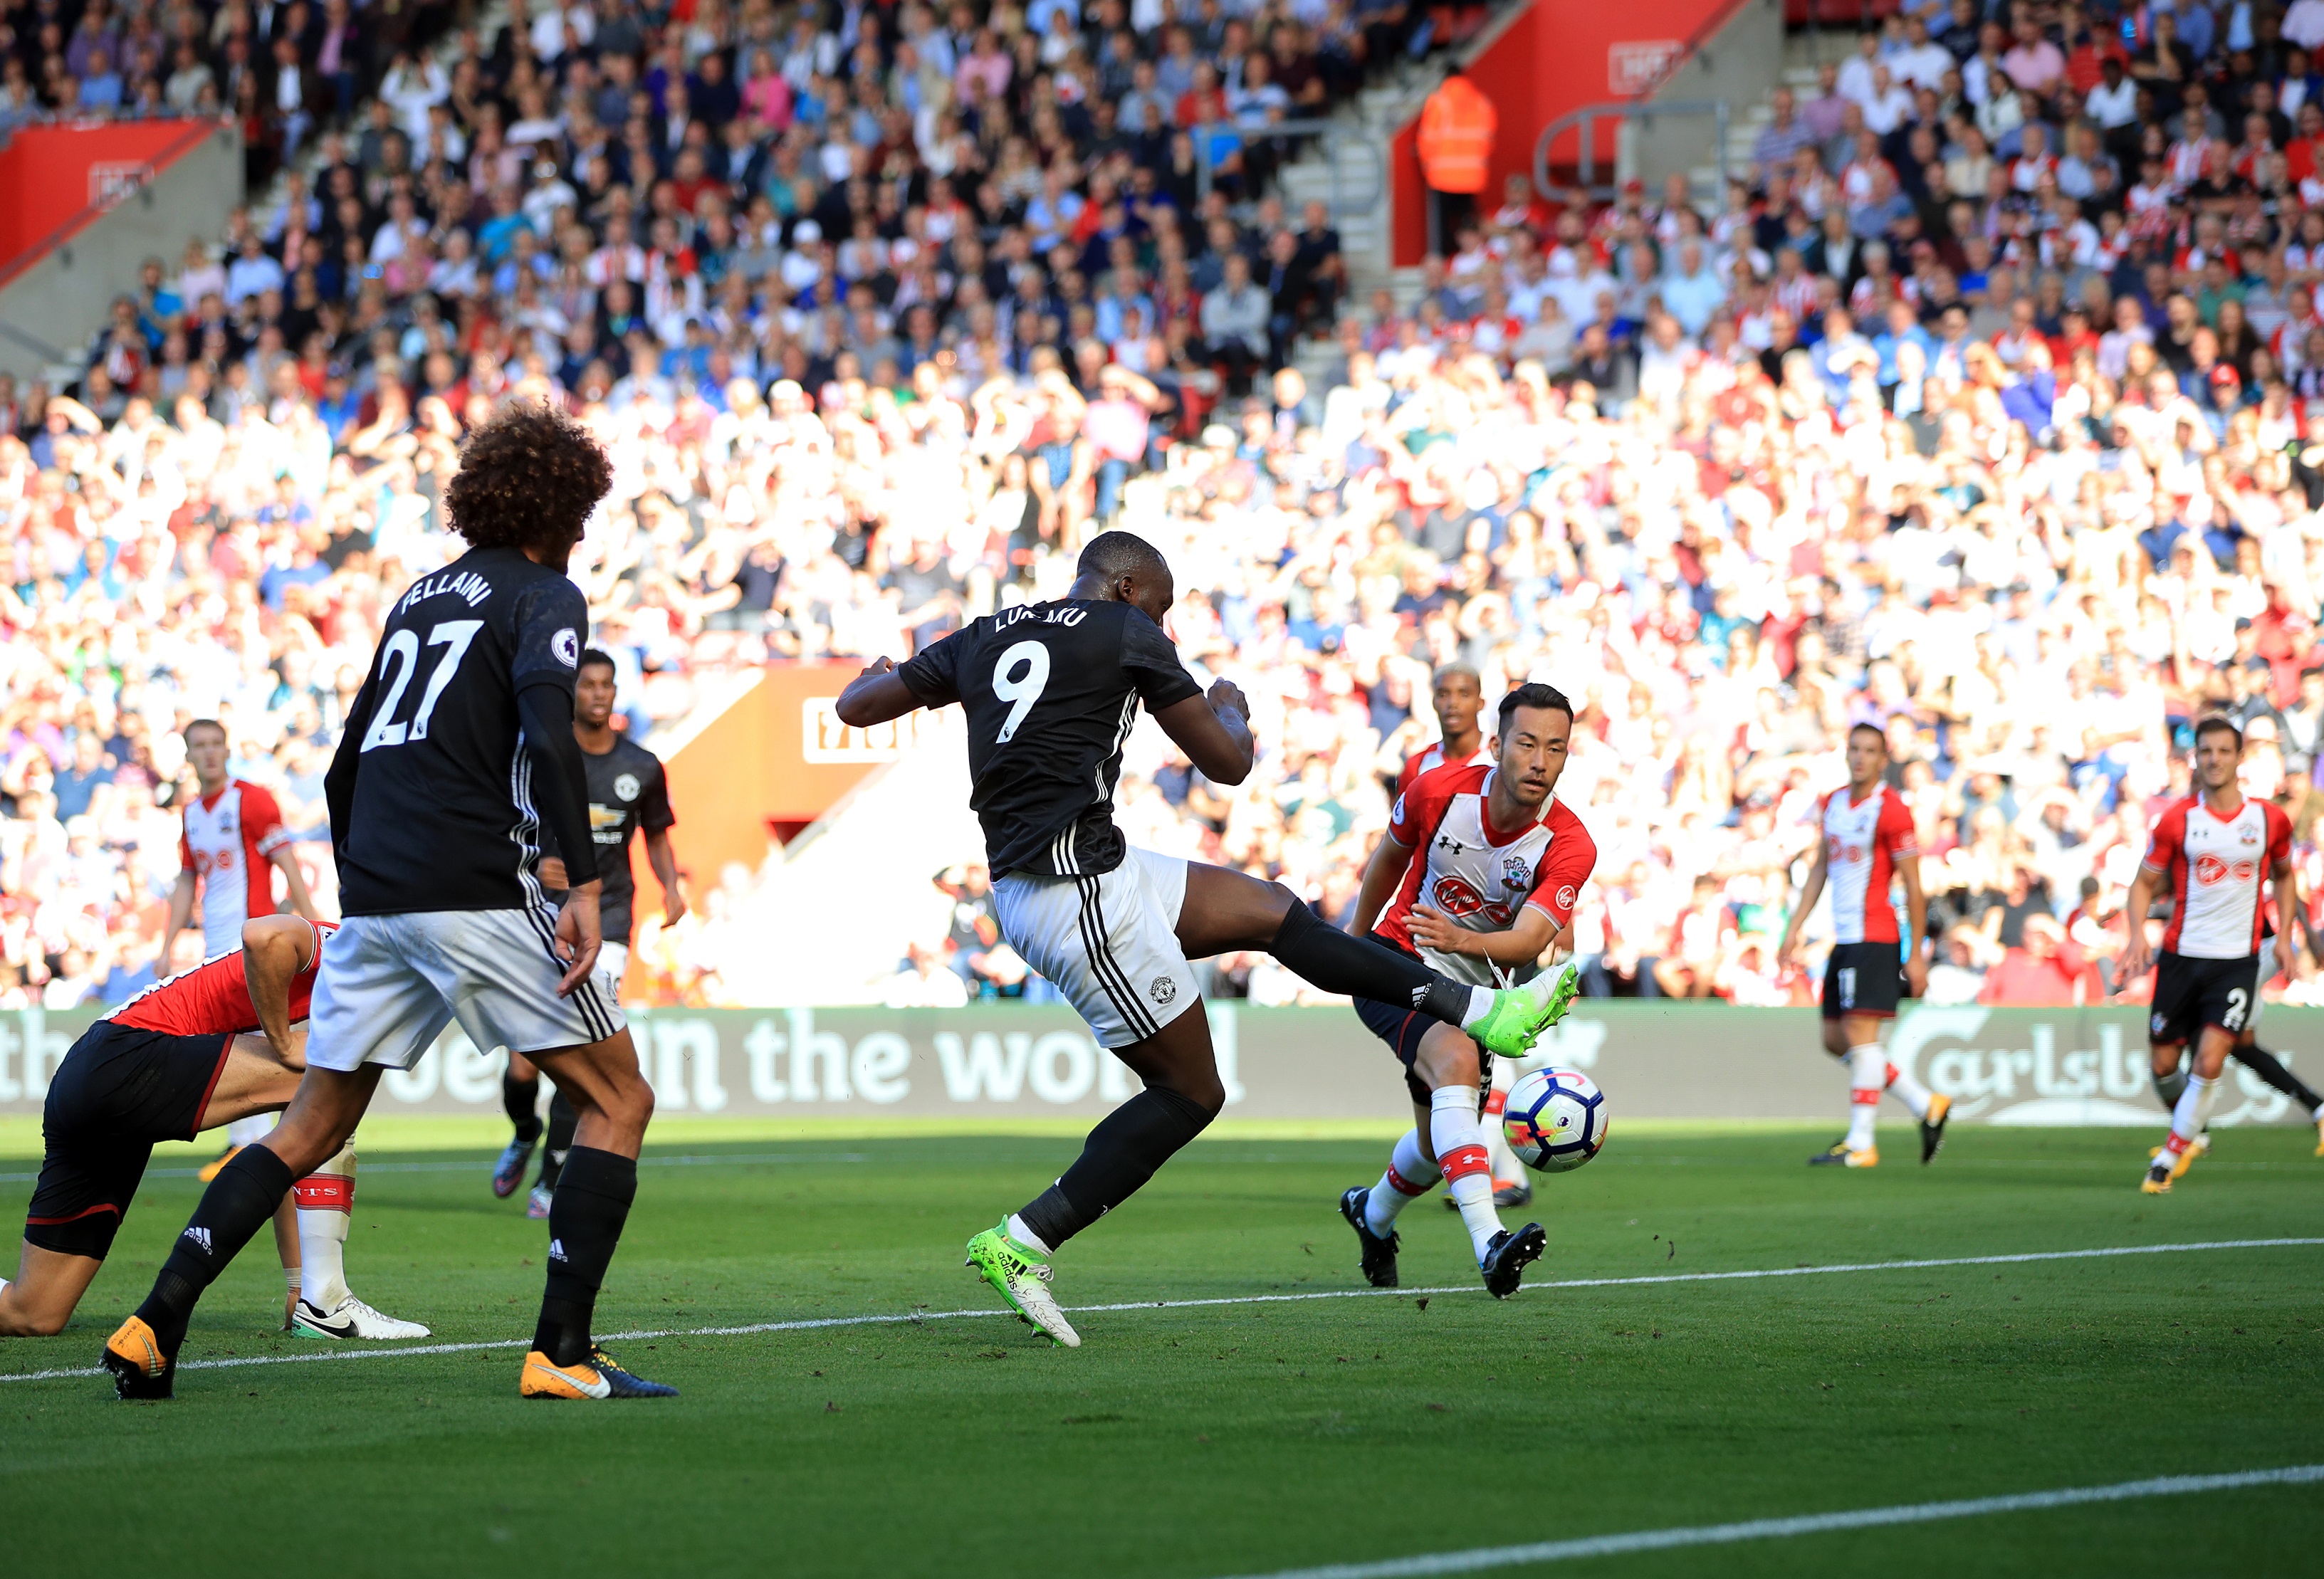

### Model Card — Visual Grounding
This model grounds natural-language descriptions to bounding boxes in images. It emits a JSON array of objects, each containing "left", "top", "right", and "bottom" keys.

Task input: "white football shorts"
[
  {"left": 992, "top": 847, "right": 1200, "bottom": 1049},
  {"left": 306, "top": 907, "right": 627, "bottom": 1071},
  {"left": 597, "top": 940, "right": 630, "bottom": 998}
]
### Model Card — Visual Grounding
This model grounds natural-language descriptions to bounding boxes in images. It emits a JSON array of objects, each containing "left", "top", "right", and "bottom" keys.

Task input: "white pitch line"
[
  {"left": 1208, "top": 1464, "right": 2324, "bottom": 1578},
  {"left": 4, "top": 1236, "right": 2317, "bottom": 1387}
]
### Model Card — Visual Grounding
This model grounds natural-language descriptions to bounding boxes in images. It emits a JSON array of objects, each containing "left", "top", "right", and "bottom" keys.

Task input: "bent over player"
[
  {"left": 835, "top": 530, "right": 1577, "bottom": 1348},
  {"left": 2122, "top": 717, "right": 2303, "bottom": 1193},
  {"left": 1776, "top": 723, "right": 1945, "bottom": 1168},
  {"left": 1339, "top": 683, "right": 1592, "bottom": 1299},
  {"left": 0, "top": 916, "right": 424, "bottom": 1342},
  {"left": 103, "top": 402, "right": 667, "bottom": 1402}
]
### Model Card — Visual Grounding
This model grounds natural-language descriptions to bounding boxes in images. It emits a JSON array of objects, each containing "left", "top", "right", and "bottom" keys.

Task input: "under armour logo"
[
  {"left": 548, "top": 1239, "right": 567, "bottom": 1261},
  {"left": 182, "top": 1227, "right": 212, "bottom": 1254},
  {"left": 1436, "top": 835, "right": 1467, "bottom": 855}
]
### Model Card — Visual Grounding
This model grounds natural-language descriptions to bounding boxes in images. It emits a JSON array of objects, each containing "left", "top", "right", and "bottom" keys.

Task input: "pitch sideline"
[
  {"left": 1208, "top": 1464, "right": 2324, "bottom": 1578},
  {"left": 1, "top": 1234, "right": 2315, "bottom": 1387}
]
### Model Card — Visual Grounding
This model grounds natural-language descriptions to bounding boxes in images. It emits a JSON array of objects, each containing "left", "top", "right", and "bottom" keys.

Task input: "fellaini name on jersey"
[{"left": 396, "top": 569, "right": 496, "bottom": 614}]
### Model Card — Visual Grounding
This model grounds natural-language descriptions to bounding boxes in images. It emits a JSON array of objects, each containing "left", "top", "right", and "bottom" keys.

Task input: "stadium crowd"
[{"left": 10, "top": 0, "right": 2324, "bottom": 1012}]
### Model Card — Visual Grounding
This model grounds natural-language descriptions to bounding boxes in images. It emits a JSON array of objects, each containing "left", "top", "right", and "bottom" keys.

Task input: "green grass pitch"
[{"left": 1, "top": 1121, "right": 2320, "bottom": 1578}]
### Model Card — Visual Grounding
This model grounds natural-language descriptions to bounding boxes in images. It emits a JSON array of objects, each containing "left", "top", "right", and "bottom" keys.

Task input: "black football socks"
[
  {"left": 1016, "top": 1086, "right": 1217, "bottom": 1251},
  {"left": 135, "top": 1145, "right": 296, "bottom": 1356},
  {"left": 1268, "top": 901, "right": 1473, "bottom": 1026},
  {"left": 538, "top": 1092, "right": 578, "bottom": 1191},
  {"left": 502, "top": 1070, "right": 543, "bottom": 1145},
  {"left": 533, "top": 1145, "right": 637, "bottom": 1367},
  {"left": 2235, "top": 1044, "right": 2324, "bottom": 1113}
]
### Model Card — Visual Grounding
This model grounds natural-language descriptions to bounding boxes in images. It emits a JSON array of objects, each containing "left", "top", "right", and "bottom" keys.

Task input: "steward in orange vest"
[{"left": 1417, "top": 71, "right": 1498, "bottom": 194}]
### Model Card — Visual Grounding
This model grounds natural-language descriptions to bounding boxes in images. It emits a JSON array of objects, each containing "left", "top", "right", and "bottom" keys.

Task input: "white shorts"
[
  {"left": 307, "top": 908, "right": 627, "bottom": 1072},
  {"left": 598, "top": 940, "right": 629, "bottom": 999},
  {"left": 993, "top": 848, "right": 1199, "bottom": 1049}
]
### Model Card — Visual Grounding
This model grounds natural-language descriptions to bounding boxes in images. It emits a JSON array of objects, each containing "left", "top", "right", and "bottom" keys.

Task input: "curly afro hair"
[{"left": 442, "top": 399, "right": 612, "bottom": 553}]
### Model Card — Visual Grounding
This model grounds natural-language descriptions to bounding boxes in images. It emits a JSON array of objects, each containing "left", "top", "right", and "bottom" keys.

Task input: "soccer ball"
[{"left": 1502, "top": 1067, "right": 1608, "bottom": 1173}]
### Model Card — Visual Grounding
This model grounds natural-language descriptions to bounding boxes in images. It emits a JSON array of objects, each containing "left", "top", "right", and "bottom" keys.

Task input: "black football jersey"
[
  {"left": 541, "top": 736, "right": 674, "bottom": 945},
  {"left": 898, "top": 598, "right": 1203, "bottom": 878},
  {"left": 333, "top": 547, "right": 592, "bottom": 915}
]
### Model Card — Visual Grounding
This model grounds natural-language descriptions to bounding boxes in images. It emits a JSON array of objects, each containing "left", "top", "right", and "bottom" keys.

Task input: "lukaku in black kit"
[{"left": 836, "top": 530, "right": 1581, "bottom": 1347}]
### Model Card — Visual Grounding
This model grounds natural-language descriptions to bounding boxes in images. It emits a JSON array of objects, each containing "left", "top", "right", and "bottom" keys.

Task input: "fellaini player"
[
  {"left": 103, "top": 402, "right": 665, "bottom": 1402},
  {"left": 1339, "top": 683, "right": 1592, "bottom": 1298},
  {"left": 2120, "top": 717, "right": 2302, "bottom": 1193},
  {"left": 1776, "top": 724, "right": 1946, "bottom": 1168},
  {"left": 0, "top": 916, "right": 425, "bottom": 1341},
  {"left": 834, "top": 532, "right": 1578, "bottom": 1348}
]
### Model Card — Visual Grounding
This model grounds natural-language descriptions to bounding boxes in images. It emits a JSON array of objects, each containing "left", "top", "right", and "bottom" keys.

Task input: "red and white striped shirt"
[
  {"left": 180, "top": 780, "right": 293, "bottom": 957},
  {"left": 1396, "top": 739, "right": 1493, "bottom": 800},
  {"left": 1380, "top": 762, "right": 1598, "bottom": 987},
  {"left": 110, "top": 919, "right": 332, "bottom": 1037},
  {"left": 2142, "top": 794, "right": 2292, "bottom": 958},
  {"left": 1818, "top": 783, "right": 1917, "bottom": 945}
]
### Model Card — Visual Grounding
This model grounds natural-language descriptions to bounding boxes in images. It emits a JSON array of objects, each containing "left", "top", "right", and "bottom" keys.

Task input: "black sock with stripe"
[
  {"left": 1017, "top": 1086, "right": 1218, "bottom": 1250},
  {"left": 135, "top": 1145, "right": 296, "bottom": 1357},
  {"left": 503, "top": 1071, "right": 543, "bottom": 1145},
  {"left": 538, "top": 1092, "right": 578, "bottom": 1190},
  {"left": 2235, "top": 1044, "right": 2323, "bottom": 1113},
  {"left": 1268, "top": 901, "right": 1473, "bottom": 1025},
  {"left": 533, "top": 1145, "right": 637, "bottom": 1367}
]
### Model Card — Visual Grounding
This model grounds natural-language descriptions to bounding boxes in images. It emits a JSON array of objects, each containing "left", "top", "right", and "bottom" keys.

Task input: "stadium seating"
[{"left": 4, "top": 0, "right": 2324, "bottom": 1017}]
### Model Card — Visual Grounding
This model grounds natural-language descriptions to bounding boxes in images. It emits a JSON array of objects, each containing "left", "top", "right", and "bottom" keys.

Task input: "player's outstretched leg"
[
  {"left": 2234, "top": 1042, "right": 2324, "bottom": 1155},
  {"left": 1481, "top": 1066, "right": 1532, "bottom": 1207},
  {"left": 1176, "top": 866, "right": 1579, "bottom": 1056},
  {"left": 970, "top": 1005, "right": 1228, "bottom": 1348},
  {"left": 1877, "top": 1059, "right": 1949, "bottom": 1163},
  {"left": 104, "top": 1069, "right": 380, "bottom": 1400},
  {"left": 496, "top": 1054, "right": 544, "bottom": 1199},
  {"left": 1344, "top": 1128, "right": 1440, "bottom": 1287},
  {"left": 2147, "top": 1051, "right": 2202, "bottom": 1180},
  {"left": 530, "top": 1091, "right": 579, "bottom": 1219},
  {"left": 288, "top": 1140, "right": 430, "bottom": 1341},
  {"left": 518, "top": 1030, "right": 673, "bottom": 1400}
]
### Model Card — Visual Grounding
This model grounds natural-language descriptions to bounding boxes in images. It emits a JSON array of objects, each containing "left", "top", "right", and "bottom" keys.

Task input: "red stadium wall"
[
  {"left": 1391, "top": 0, "right": 1754, "bottom": 266},
  {"left": 649, "top": 661, "right": 899, "bottom": 903},
  {"left": 0, "top": 120, "right": 216, "bottom": 290}
]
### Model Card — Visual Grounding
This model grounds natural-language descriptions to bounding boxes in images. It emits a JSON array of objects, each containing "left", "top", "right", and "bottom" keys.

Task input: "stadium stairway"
[{"left": 720, "top": 709, "right": 988, "bottom": 1004}]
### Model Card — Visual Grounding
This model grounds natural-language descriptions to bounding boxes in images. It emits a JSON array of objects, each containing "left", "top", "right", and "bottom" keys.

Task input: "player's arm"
[
  {"left": 2120, "top": 862, "right": 2161, "bottom": 982},
  {"left": 1897, "top": 851, "right": 1929, "bottom": 995},
  {"left": 1776, "top": 836, "right": 1829, "bottom": 968},
  {"left": 165, "top": 869, "right": 195, "bottom": 957},
  {"left": 836, "top": 654, "right": 941, "bottom": 725},
  {"left": 1346, "top": 827, "right": 1415, "bottom": 938},
  {"left": 1408, "top": 901, "right": 1559, "bottom": 965},
  {"left": 323, "top": 667, "right": 382, "bottom": 859},
  {"left": 268, "top": 846, "right": 321, "bottom": 921},
  {"left": 1151, "top": 681, "right": 1255, "bottom": 787},
  {"left": 517, "top": 678, "right": 605, "bottom": 995},
  {"left": 2271, "top": 808, "right": 2301, "bottom": 979},
  {"left": 644, "top": 827, "right": 686, "bottom": 925},
  {"left": 240, "top": 914, "right": 318, "bottom": 1064}
]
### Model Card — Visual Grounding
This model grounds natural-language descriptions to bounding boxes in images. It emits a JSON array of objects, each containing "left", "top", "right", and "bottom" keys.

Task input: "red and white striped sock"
[
  {"left": 293, "top": 1141, "right": 355, "bottom": 1311},
  {"left": 1431, "top": 1086, "right": 1501, "bottom": 1262},
  {"left": 2163, "top": 1073, "right": 2219, "bottom": 1159},
  {"left": 1883, "top": 1061, "right": 1933, "bottom": 1121},
  {"left": 1846, "top": 1045, "right": 1884, "bottom": 1152},
  {"left": 1363, "top": 1127, "right": 1442, "bottom": 1237}
]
